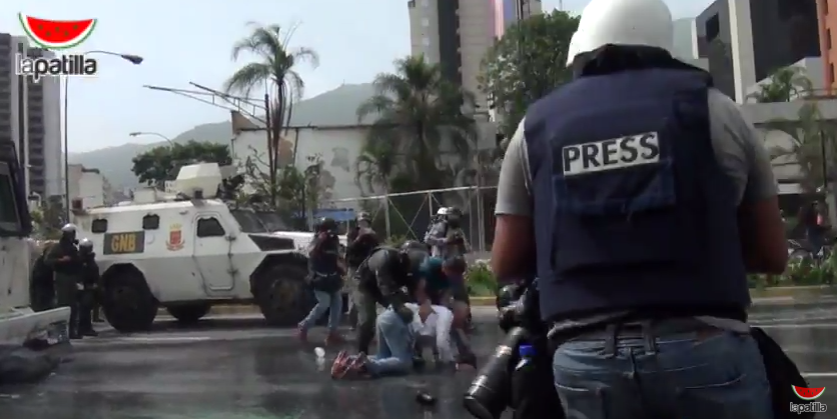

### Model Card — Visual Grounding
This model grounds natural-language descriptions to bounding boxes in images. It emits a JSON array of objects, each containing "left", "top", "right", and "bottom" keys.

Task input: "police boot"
[
  {"left": 82, "top": 327, "right": 98, "bottom": 337},
  {"left": 92, "top": 307, "right": 103, "bottom": 323},
  {"left": 69, "top": 310, "right": 82, "bottom": 339},
  {"left": 69, "top": 327, "right": 82, "bottom": 340}
]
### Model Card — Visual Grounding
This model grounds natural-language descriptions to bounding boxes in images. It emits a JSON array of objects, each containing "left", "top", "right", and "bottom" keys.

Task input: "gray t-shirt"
[{"left": 495, "top": 88, "right": 778, "bottom": 216}]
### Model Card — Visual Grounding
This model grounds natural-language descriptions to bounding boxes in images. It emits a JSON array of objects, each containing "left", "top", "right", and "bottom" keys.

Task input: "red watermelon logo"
[
  {"left": 18, "top": 14, "right": 96, "bottom": 50},
  {"left": 793, "top": 385, "right": 826, "bottom": 400}
]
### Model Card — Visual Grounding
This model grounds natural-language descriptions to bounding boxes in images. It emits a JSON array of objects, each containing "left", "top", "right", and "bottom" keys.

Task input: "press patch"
[{"left": 562, "top": 132, "right": 660, "bottom": 176}]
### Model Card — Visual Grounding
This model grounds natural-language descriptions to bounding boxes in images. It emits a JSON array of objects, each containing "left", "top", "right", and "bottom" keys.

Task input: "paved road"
[{"left": 1, "top": 305, "right": 836, "bottom": 419}]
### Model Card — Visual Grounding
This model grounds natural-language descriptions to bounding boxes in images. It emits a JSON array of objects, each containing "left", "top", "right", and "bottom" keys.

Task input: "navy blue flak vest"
[{"left": 524, "top": 68, "right": 750, "bottom": 322}]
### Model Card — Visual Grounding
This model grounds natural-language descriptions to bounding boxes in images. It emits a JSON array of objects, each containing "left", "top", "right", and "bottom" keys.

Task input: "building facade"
[
  {"left": 695, "top": 0, "right": 820, "bottom": 102},
  {"left": 408, "top": 0, "right": 541, "bottom": 109},
  {"left": 0, "top": 33, "right": 62, "bottom": 200},
  {"left": 818, "top": 0, "right": 837, "bottom": 92},
  {"left": 67, "top": 164, "right": 114, "bottom": 208}
]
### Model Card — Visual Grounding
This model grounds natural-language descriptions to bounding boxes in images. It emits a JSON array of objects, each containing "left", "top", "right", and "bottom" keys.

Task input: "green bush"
[
  {"left": 461, "top": 251, "right": 837, "bottom": 297},
  {"left": 466, "top": 262, "right": 496, "bottom": 296}
]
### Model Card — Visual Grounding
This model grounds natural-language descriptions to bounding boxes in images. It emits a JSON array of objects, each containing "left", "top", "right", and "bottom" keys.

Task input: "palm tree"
[
  {"left": 355, "top": 129, "right": 400, "bottom": 195},
  {"left": 748, "top": 66, "right": 814, "bottom": 103},
  {"left": 356, "top": 55, "right": 476, "bottom": 190},
  {"left": 224, "top": 22, "right": 319, "bottom": 206}
]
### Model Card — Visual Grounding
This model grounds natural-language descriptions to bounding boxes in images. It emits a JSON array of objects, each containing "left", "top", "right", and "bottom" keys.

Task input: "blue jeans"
[
  {"left": 365, "top": 308, "right": 414, "bottom": 377},
  {"left": 552, "top": 324, "right": 773, "bottom": 419},
  {"left": 299, "top": 290, "right": 343, "bottom": 332}
]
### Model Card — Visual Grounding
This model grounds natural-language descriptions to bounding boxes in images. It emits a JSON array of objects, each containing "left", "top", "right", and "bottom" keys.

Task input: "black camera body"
[{"left": 464, "top": 280, "right": 543, "bottom": 419}]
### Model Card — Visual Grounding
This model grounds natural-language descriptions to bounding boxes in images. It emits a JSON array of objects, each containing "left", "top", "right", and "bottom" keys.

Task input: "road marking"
[
  {"left": 756, "top": 324, "right": 837, "bottom": 329},
  {"left": 115, "top": 336, "right": 212, "bottom": 342},
  {"left": 802, "top": 372, "right": 837, "bottom": 377}
]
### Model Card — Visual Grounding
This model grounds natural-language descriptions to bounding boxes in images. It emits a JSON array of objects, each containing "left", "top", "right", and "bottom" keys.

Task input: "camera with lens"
[{"left": 464, "top": 279, "right": 548, "bottom": 419}]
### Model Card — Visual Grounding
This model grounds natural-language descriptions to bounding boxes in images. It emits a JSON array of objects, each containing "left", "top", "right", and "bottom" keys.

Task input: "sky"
[{"left": 4, "top": 0, "right": 714, "bottom": 153}]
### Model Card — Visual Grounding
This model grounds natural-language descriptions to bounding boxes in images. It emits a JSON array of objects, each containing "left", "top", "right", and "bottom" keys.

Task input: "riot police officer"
[
  {"left": 491, "top": 0, "right": 787, "bottom": 417},
  {"left": 77, "top": 239, "right": 99, "bottom": 337},
  {"left": 298, "top": 217, "right": 345, "bottom": 345},
  {"left": 46, "top": 224, "right": 83, "bottom": 339},
  {"left": 352, "top": 241, "right": 428, "bottom": 355},
  {"left": 30, "top": 241, "right": 57, "bottom": 312},
  {"left": 425, "top": 207, "right": 469, "bottom": 259}
]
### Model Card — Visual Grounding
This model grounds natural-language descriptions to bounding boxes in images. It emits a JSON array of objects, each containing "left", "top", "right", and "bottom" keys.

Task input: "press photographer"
[
  {"left": 485, "top": 0, "right": 806, "bottom": 417},
  {"left": 298, "top": 217, "right": 346, "bottom": 346}
]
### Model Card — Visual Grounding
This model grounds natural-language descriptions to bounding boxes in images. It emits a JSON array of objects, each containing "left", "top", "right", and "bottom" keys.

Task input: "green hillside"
[{"left": 68, "top": 83, "right": 377, "bottom": 188}]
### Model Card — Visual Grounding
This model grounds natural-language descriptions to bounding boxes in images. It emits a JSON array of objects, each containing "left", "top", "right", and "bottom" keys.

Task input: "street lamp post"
[
  {"left": 64, "top": 50, "right": 143, "bottom": 221},
  {"left": 128, "top": 131, "right": 174, "bottom": 144}
]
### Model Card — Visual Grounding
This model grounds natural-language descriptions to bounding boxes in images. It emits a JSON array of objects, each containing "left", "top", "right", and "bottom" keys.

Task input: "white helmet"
[
  {"left": 436, "top": 207, "right": 449, "bottom": 216},
  {"left": 566, "top": 30, "right": 586, "bottom": 67},
  {"left": 569, "top": 0, "right": 673, "bottom": 64}
]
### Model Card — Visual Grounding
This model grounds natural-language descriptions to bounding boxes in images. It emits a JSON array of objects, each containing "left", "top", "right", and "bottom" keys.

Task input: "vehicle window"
[
  {"left": 256, "top": 211, "right": 291, "bottom": 232},
  {"left": 91, "top": 219, "right": 108, "bottom": 233},
  {"left": 230, "top": 209, "right": 268, "bottom": 233},
  {"left": 0, "top": 163, "right": 21, "bottom": 231},
  {"left": 142, "top": 214, "right": 160, "bottom": 230},
  {"left": 197, "top": 217, "right": 226, "bottom": 237}
]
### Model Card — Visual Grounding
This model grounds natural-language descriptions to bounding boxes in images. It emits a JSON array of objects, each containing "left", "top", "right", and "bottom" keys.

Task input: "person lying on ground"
[{"left": 331, "top": 279, "right": 474, "bottom": 379}]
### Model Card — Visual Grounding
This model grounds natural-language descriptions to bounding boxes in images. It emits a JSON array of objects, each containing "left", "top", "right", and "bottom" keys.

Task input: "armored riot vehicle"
[
  {"left": 0, "top": 142, "right": 71, "bottom": 345},
  {"left": 72, "top": 163, "right": 314, "bottom": 332}
]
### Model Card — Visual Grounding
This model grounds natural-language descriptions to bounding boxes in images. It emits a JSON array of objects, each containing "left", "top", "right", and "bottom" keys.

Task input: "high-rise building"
[
  {"left": 0, "top": 33, "right": 62, "bottom": 199},
  {"left": 817, "top": 0, "right": 837, "bottom": 92},
  {"left": 694, "top": 0, "right": 820, "bottom": 103},
  {"left": 408, "top": 0, "right": 542, "bottom": 109}
]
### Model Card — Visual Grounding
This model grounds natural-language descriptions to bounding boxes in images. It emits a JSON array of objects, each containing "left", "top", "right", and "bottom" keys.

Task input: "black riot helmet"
[
  {"left": 399, "top": 241, "right": 429, "bottom": 275},
  {"left": 401, "top": 240, "right": 427, "bottom": 252},
  {"left": 60, "top": 223, "right": 77, "bottom": 242},
  {"left": 316, "top": 217, "right": 338, "bottom": 233},
  {"left": 446, "top": 206, "right": 462, "bottom": 227},
  {"left": 78, "top": 238, "right": 95, "bottom": 256}
]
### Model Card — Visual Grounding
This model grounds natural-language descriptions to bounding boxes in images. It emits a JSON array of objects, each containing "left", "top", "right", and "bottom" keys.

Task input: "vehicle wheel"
[
  {"left": 101, "top": 267, "right": 158, "bottom": 333},
  {"left": 166, "top": 304, "right": 211, "bottom": 324},
  {"left": 254, "top": 263, "right": 314, "bottom": 327}
]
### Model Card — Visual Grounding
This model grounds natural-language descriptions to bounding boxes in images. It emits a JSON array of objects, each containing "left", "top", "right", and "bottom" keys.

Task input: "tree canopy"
[
  {"left": 748, "top": 66, "right": 814, "bottom": 103},
  {"left": 479, "top": 10, "right": 579, "bottom": 140},
  {"left": 757, "top": 66, "right": 835, "bottom": 192},
  {"left": 357, "top": 55, "right": 475, "bottom": 192},
  {"left": 225, "top": 22, "right": 318, "bottom": 207},
  {"left": 131, "top": 141, "right": 232, "bottom": 187}
]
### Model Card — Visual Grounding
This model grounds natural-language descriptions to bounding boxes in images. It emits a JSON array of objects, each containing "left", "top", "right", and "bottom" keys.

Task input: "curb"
[
  {"left": 154, "top": 287, "right": 836, "bottom": 316},
  {"left": 750, "top": 285, "right": 836, "bottom": 299}
]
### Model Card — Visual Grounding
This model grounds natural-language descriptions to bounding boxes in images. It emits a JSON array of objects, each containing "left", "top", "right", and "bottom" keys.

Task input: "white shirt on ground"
[{"left": 404, "top": 302, "right": 455, "bottom": 362}]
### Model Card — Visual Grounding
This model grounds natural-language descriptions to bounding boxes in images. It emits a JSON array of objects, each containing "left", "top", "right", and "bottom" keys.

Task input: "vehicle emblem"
[{"left": 167, "top": 223, "right": 185, "bottom": 251}]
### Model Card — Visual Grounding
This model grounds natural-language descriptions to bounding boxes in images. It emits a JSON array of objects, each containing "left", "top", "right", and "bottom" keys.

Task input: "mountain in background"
[{"left": 68, "top": 83, "right": 378, "bottom": 188}]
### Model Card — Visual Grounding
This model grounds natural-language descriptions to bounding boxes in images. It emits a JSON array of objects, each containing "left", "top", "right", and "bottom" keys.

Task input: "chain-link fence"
[{"left": 326, "top": 185, "right": 497, "bottom": 252}]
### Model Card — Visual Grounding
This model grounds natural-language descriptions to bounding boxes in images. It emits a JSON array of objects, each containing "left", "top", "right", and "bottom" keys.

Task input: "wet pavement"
[{"left": 1, "top": 305, "right": 837, "bottom": 419}]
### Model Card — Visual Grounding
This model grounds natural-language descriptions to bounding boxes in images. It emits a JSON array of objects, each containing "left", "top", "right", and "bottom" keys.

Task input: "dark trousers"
[
  {"left": 77, "top": 289, "right": 97, "bottom": 332},
  {"left": 353, "top": 287, "right": 378, "bottom": 354},
  {"left": 54, "top": 274, "right": 80, "bottom": 337}
]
